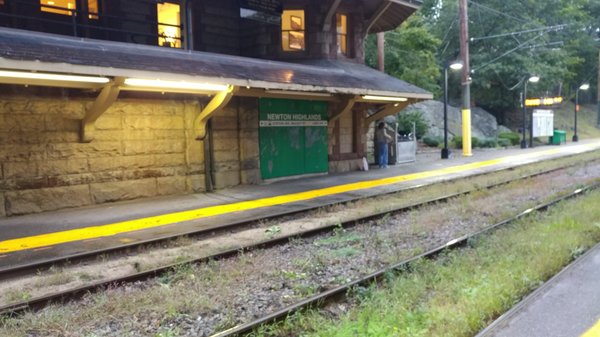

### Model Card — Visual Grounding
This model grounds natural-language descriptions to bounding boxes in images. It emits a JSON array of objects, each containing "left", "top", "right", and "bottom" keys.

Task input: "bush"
[
  {"left": 497, "top": 138, "right": 511, "bottom": 147},
  {"left": 422, "top": 136, "right": 442, "bottom": 147},
  {"left": 498, "top": 132, "right": 520, "bottom": 146},
  {"left": 452, "top": 136, "right": 481, "bottom": 148},
  {"left": 397, "top": 110, "right": 429, "bottom": 140},
  {"left": 479, "top": 137, "right": 498, "bottom": 148}
]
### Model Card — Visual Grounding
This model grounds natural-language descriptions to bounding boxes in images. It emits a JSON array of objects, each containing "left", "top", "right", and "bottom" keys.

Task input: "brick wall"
[{"left": 0, "top": 88, "right": 264, "bottom": 216}]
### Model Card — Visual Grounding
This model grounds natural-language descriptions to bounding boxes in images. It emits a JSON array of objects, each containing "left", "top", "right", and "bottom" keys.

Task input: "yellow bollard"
[{"left": 462, "top": 108, "right": 472, "bottom": 156}]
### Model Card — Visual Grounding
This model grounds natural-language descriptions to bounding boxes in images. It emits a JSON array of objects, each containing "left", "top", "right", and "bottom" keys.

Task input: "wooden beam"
[
  {"left": 364, "top": 0, "right": 391, "bottom": 36},
  {"left": 329, "top": 95, "right": 358, "bottom": 126},
  {"left": 322, "top": 0, "right": 342, "bottom": 31},
  {"left": 236, "top": 87, "right": 340, "bottom": 102},
  {"left": 364, "top": 101, "right": 409, "bottom": 130},
  {"left": 80, "top": 81, "right": 121, "bottom": 142},
  {"left": 195, "top": 85, "right": 237, "bottom": 140}
]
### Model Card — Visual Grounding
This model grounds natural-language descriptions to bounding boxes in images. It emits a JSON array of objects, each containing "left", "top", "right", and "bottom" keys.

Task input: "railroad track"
[
  {"left": 209, "top": 182, "right": 598, "bottom": 337},
  {"left": 0, "top": 155, "right": 598, "bottom": 319}
]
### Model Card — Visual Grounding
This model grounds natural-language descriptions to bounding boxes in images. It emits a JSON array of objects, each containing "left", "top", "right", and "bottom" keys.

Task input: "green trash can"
[{"left": 551, "top": 130, "right": 566, "bottom": 145}]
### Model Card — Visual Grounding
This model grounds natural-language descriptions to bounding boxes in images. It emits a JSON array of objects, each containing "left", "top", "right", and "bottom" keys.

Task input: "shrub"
[
  {"left": 497, "top": 138, "right": 511, "bottom": 147},
  {"left": 479, "top": 138, "right": 498, "bottom": 148},
  {"left": 498, "top": 132, "right": 520, "bottom": 146},
  {"left": 397, "top": 110, "right": 429, "bottom": 140},
  {"left": 452, "top": 136, "right": 481, "bottom": 148},
  {"left": 422, "top": 136, "right": 442, "bottom": 147}
]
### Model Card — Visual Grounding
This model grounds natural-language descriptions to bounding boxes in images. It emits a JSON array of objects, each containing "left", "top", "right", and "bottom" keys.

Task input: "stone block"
[
  {"left": 0, "top": 193, "right": 5, "bottom": 217},
  {"left": 5, "top": 185, "right": 91, "bottom": 216},
  {"left": 1, "top": 115, "right": 45, "bottom": 132},
  {"left": 47, "top": 141, "right": 122, "bottom": 159},
  {"left": 30, "top": 99, "right": 85, "bottom": 118},
  {"left": 41, "top": 132, "right": 80, "bottom": 143},
  {"left": 90, "top": 178, "right": 157, "bottom": 204},
  {"left": 240, "top": 169, "right": 261, "bottom": 184},
  {"left": 122, "top": 130, "right": 155, "bottom": 141},
  {"left": 44, "top": 116, "right": 80, "bottom": 132},
  {"left": 123, "top": 140, "right": 184, "bottom": 155},
  {"left": 95, "top": 116, "right": 122, "bottom": 130},
  {"left": 213, "top": 150, "right": 239, "bottom": 162},
  {"left": 213, "top": 161, "right": 240, "bottom": 173},
  {"left": 213, "top": 171, "right": 239, "bottom": 189},
  {"left": 154, "top": 153, "right": 184, "bottom": 167},
  {"left": 153, "top": 130, "right": 185, "bottom": 139},
  {"left": 39, "top": 158, "right": 89, "bottom": 176},
  {"left": 123, "top": 167, "right": 179, "bottom": 180},
  {"left": 157, "top": 176, "right": 187, "bottom": 195},
  {"left": 212, "top": 116, "right": 238, "bottom": 131},
  {"left": 93, "top": 130, "right": 125, "bottom": 141},
  {"left": 0, "top": 144, "right": 46, "bottom": 162},
  {"left": 186, "top": 174, "right": 206, "bottom": 192}
]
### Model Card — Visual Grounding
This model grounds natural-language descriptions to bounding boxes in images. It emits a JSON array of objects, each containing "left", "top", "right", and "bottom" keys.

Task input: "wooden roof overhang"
[{"left": 0, "top": 27, "right": 432, "bottom": 142}]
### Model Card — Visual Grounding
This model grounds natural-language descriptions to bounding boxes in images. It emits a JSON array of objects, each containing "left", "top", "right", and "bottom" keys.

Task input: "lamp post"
[
  {"left": 441, "top": 61, "right": 463, "bottom": 159},
  {"left": 521, "top": 75, "right": 539, "bottom": 149},
  {"left": 573, "top": 83, "right": 589, "bottom": 142}
]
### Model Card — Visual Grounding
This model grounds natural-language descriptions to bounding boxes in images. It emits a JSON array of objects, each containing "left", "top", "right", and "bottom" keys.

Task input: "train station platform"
[
  {"left": 478, "top": 241, "right": 600, "bottom": 337},
  {"left": 1, "top": 139, "right": 600, "bottom": 271}
]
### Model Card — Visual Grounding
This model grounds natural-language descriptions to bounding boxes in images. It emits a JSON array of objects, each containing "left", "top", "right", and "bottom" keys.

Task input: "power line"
[{"left": 470, "top": 25, "right": 567, "bottom": 42}]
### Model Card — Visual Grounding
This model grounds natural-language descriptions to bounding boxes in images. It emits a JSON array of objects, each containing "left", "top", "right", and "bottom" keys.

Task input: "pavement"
[
  {"left": 1, "top": 139, "right": 600, "bottom": 272},
  {"left": 478, "top": 242, "right": 600, "bottom": 337}
]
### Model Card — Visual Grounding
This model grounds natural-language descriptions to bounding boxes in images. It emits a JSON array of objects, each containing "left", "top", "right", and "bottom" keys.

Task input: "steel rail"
[
  {"left": 0, "top": 162, "right": 595, "bottom": 317},
  {"left": 208, "top": 183, "right": 598, "bottom": 337},
  {"left": 1, "top": 152, "right": 591, "bottom": 279}
]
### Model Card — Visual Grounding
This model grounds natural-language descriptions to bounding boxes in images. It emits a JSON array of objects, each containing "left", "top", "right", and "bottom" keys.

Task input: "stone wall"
[{"left": 0, "top": 88, "right": 225, "bottom": 216}]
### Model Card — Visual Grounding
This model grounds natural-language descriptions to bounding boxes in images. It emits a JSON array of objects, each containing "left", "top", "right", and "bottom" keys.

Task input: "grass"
[
  {"left": 250, "top": 189, "right": 600, "bottom": 337},
  {"left": 552, "top": 103, "right": 600, "bottom": 140}
]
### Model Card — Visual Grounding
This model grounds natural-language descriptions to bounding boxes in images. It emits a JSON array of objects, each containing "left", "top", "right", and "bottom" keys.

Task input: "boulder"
[{"left": 401, "top": 100, "right": 501, "bottom": 139}]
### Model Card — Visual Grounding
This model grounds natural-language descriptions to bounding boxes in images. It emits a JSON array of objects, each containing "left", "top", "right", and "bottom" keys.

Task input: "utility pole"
[
  {"left": 377, "top": 32, "right": 385, "bottom": 72},
  {"left": 459, "top": 0, "right": 472, "bottom": 156},
  {"left": 597, "top": 50, "right": 600, "bottom": 128}
]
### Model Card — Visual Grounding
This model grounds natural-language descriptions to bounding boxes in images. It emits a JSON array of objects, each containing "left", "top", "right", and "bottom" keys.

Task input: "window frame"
[
  {"left": 156, "top": 1, "right": 183, "bottom": 49},
  {"left": 281, "top": 9, "right": 306, "bottom": 52},
  {"left": 336, "top": 13, "right": 349, "bottom": 56}
]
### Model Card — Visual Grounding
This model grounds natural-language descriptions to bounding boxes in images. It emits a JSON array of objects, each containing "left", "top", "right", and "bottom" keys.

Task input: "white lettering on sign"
[
  {"left": 260, "top": 120, "right": 328, "bottom": 127},
  {"left": 265, "top": 113, "right": 323, "bottom": 121}
]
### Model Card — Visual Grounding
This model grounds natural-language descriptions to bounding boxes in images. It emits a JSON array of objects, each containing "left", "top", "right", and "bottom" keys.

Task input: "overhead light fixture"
[
  {"left": 264, "top": 90, "right": 332, "bottom": 97},
  {"left": 449, "top": 61, "right": 463, "bottom": 70},
  {"left": 579, "top": 83, "right": 590, "bottom": 90},
  {"left": 0, "top": 70, "right": 110, "bottom": 84},
  {"left": 123, "top": 78, "right": 229, "bottom": 92},
  {"left": 528, "top": 76, "right": 540, "bottom": 83},
  {"left": 362, "top": 95, "right": 408, "bottom": 102}
]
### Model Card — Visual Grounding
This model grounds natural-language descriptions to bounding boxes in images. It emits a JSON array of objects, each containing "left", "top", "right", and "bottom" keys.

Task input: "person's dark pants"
[{"left": 377, "top": 141, "right": 388, "bottom": 168}]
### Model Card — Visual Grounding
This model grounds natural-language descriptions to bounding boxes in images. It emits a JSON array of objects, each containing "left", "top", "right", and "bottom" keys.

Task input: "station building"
[{"left": 0, "top": 0, "right": 432, "bottom": 217}]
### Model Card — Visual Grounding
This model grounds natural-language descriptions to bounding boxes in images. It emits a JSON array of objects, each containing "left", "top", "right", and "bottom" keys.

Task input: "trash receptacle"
[{"left": 551, "top": 130, "right": 566, "bottom": 145}]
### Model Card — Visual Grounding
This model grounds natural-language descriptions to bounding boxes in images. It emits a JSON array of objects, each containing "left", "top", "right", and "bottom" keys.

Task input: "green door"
[{"left": 259, "top": 98, "right": 328, "bottom": 179}]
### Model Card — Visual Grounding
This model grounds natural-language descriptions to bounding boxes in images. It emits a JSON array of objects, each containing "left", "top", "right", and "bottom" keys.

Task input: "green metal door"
[{"left": 259, "top": 98, "right": 328, "bottom": 179}]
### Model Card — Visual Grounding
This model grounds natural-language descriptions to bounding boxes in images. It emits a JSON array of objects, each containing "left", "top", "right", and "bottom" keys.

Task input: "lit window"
[
  {"left": 88, "top": 0, "right": 98, "bottom": 19},
  {"left": 336, "top": 13, "right": 348, "bottom": 55},
  {"left": 40, "top": 0, "right": 98, "bottom": 19},
  {"left": 40, "top": 0, "right": 76, "bottom": 16},
  {"left": 281, "top": 10, "right": 305, "bottom": 51},
  {"left": 157, "top": 2, "right": 182, "bottom": 48}
]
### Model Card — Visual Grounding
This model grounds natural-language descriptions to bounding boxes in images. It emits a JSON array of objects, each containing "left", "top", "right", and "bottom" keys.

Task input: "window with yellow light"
[
  {"left": 157, "top": 2, "right": 182, "bottom": 48},
  {"left": 40, "top": 0, "right": 98, "bottom": 19},
  {"left": 336, "top": 13, "right": 348, "bottom": 56},
  {"left": 281, "top": 10, "right": 305, "bottom": 51}
]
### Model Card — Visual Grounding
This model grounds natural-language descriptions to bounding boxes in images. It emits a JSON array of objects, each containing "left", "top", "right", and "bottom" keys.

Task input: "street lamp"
[
  {"left": 573, "top": 83, "right": 589, "bottom": 142},
  {"left": 521, "top": 75, "right": 539, "bottom": 149},
  {"left": 441, "top": 61, "right": 463, "bottom": 159}
]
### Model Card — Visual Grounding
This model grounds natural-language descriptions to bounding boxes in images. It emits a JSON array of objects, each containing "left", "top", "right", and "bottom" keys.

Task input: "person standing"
[{"left": 375, "top": 122, "right": 393, "bottom": 168}]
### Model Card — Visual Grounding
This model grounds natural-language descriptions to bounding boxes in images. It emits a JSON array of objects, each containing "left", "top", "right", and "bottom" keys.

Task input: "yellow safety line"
[
  {"left": 581, "top": 318, "right": 600, "bottom": 337},
  {"left": 1, "top": 142, "right": 599, "bottom": 254}
]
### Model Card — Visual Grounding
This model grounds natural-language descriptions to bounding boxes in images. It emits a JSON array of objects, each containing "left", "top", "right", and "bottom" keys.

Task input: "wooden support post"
[
  {"left": 80, "top": 81, "right": 121, "bottom": 142},
  {"left": 195, "top": 85, "right": 237, "bottom": 140}
]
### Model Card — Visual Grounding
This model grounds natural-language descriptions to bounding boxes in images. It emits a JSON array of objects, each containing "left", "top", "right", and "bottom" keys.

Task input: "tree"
[{"left": 365, "top": 13, "right": 442, "bottom": 96}]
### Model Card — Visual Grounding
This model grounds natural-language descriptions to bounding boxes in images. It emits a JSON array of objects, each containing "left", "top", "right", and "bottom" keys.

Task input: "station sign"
[{"left": 525, "top": 96, "right": 563, "bottom": 107}]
